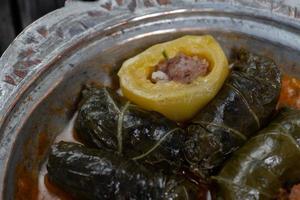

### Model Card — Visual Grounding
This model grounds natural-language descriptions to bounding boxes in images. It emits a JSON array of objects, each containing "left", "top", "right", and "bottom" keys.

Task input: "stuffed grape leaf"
[
  {"left": 47, "top": 142, "right": 202, "bottom": 200},
  {"left": 214, "top": 108, "right": 300, "bottom": 200},
  {"left": 75, "top": 86, "right": 186, "bottom": 172},
  {"left": 184, "top": 49, "right": 281, "bottom": 176}
]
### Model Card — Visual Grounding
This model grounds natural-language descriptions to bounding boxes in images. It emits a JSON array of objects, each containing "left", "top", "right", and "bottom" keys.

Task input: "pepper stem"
[{"left": 162, "top": 50, "right": 169, "bottom": 60}]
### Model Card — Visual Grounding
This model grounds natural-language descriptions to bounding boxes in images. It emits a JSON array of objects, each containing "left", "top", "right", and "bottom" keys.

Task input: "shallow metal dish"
[{"left": 0, "top": 0, "right": 300, "bottom": 199}]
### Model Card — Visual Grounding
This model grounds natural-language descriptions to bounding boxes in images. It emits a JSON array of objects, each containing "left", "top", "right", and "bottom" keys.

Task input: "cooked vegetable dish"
[
  {"left": 48, "top": 142, "right": 201, "bottom": 200},
  {"left": 75, "top": 87, "right": 186, "bottom": 172},
  {"left": 118, "top": 35, "right": 229, "bottom": 121},
  {"left": 44, "top": 35, "right": 300, "bottom": 200},
  {"left": 215, "top": 107, "right": 300, "bottom": 200}
]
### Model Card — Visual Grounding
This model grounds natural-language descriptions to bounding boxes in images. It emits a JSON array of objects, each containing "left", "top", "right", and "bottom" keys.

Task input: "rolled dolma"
[
  {"left": 47, "top": 142, "right": 202, "bottom": 200},
  {"left": 184, "top": 49, "right": 281, "bottom": 176},
  {"left": 214, "top": 108, "right": 300, "bottom": 200},
  {"left": 75, "top": 87, "right": 185, "bottom": 172}
]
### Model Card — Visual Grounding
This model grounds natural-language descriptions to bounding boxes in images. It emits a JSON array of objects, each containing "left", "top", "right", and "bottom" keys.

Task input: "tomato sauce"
[
  {"left": 278, "top": 75, "right": 300, "bottom": 109},
  {"left": 15, "top": 115, "right": 78, "bottom": 200}
]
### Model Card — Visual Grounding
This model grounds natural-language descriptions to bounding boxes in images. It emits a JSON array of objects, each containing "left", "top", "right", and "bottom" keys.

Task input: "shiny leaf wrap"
[
  {"left": 184, "top": 49, "right": 281, "bottom": 175},
  {"left": 75, "top": 87, "right": 186, "bottom": 171},
  {"left": 47, "top": 142, "right": 200, "bottom": 200},
  {"left": 215, "top": 108, "right": 300, "bottom": 200}
]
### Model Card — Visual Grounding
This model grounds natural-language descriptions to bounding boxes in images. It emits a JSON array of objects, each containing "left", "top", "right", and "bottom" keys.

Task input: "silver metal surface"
[{"left": 0, "top": 0, "right": 300, "bottom": 199}]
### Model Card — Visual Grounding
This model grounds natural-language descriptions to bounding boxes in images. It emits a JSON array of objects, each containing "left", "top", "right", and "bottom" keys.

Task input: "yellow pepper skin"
[{"left": 118, "top": 35, "right": 229, "bottom": 121}]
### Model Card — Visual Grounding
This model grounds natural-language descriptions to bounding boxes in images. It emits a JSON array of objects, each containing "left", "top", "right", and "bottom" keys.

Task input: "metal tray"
[{"left": 0, "top": 0, "right": 300, "bottom": 199}]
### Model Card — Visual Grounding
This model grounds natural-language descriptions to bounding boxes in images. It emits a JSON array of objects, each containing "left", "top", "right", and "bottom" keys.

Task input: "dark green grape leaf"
[
  {"left": 184, "top": 49, "right": 281, "bottom": 176},
  {"left": 215, "top": 108, "right": 300, "bottom": 200},
  {"left": 75, "top": 86, "right": 186, "bottom": 173},
  {"left": 47, "top": 142, "right": 202, "bottom": 200}
]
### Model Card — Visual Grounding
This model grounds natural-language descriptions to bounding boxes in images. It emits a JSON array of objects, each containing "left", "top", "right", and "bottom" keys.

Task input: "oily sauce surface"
[
  {"left": 15, "top": 75, "right": 300, "bottom": 200},
  {"left": 278, "top": 75, "right": 300, "bottom": 109}
]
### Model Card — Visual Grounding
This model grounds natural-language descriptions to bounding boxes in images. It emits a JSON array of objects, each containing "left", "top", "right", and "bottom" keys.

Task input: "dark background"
[{"left": 0, "top": 0, "right": 96, "bottom": 55}]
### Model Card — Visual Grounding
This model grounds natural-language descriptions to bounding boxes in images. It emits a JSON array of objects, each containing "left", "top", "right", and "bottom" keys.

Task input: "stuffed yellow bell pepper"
[{"left": 118, "top": 35, "right": 229, "bottom": 121}]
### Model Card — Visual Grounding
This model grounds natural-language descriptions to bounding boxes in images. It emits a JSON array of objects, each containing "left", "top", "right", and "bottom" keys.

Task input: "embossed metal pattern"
[{"left": 0, "top": 0, "right": 300, "bottom": 199}]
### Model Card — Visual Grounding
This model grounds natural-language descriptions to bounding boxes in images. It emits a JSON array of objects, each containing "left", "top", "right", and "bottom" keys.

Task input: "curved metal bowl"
[{"left": 0, "top": 0, "right": 300, "bottom": 199}]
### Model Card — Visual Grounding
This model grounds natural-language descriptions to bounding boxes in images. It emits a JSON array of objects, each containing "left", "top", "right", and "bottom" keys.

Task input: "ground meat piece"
[
  {"left": 290, "top": 184, "right": 300, "bottom": 200},
  {"left": 151, "top": 53, "right": 209, "bottom": 84}
]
